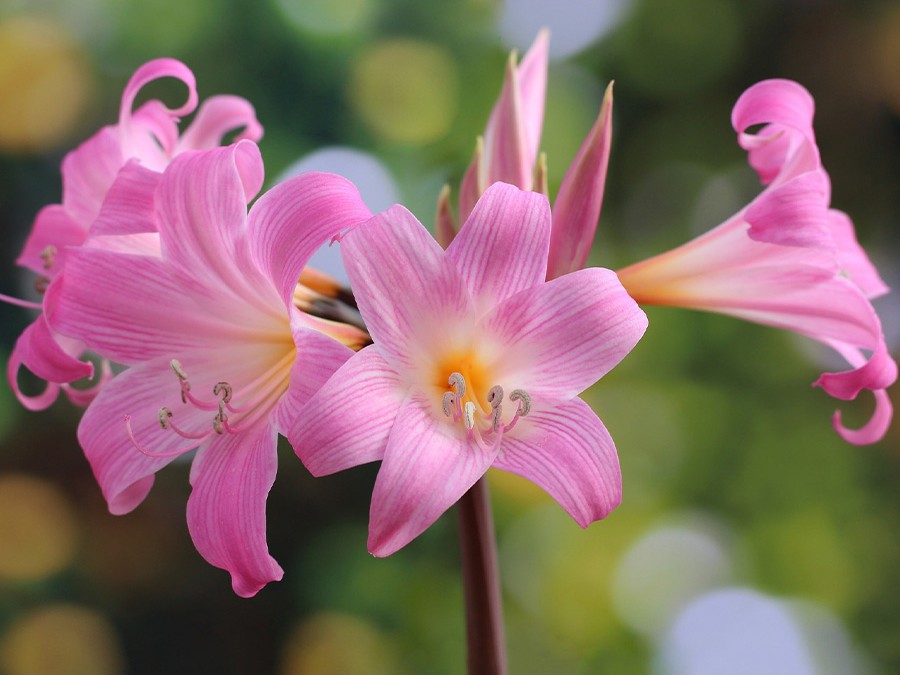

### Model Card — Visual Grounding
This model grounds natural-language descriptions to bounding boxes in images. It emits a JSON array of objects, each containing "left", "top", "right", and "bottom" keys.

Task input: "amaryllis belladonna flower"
[
  {"left": 616, "top": 80, "right": 896, "bottom": 444},
  {"left": 4, "top": 58, "right": 263, "bottom": 410},
  {"left": 50, "top": 141, "right": 371, "bottom": 596},
  {"left": 291, "top": 182, "right": 648, "bottom": 556}
]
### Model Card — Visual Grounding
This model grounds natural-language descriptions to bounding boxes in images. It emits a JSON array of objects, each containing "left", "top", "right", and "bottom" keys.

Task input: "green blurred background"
[{"left": 0, "top": 0, "right": 898, "bottom": 673}]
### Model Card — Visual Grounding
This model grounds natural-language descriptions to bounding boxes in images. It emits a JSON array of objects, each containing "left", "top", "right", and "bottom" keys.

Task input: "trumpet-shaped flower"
[
  {"left": 443, "top": 30, "right": 613, "bottom": 281},
  {"left": 6, "top": 58, "right": 263, "bottom": 410},
  {"left": 616, "top": 80, "right": 896, "bottom": 444},
  {"left": 292, "top": 182, "right": 648, "bottom": 557},
  {"left": 50, "top": 141, "right": 372, "bottom": 596}
]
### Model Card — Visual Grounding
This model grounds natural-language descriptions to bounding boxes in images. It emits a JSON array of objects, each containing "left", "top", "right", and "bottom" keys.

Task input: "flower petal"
[
  {"left": 87, "top": 160, "right": 160, "bottom": 236},
  {"left": 289, "top": 346, "right": 405, "bottom": 476},
  {"left": 176, "top": 95, "right": 264, "bottom": 151},
  {"left": 743, "top": 171, "right": 832, "bottom": 249},
  {"left": 548, "top": 81, "right": 614, "bottom": 279},
  {"left": 516, "top": 29, "right": 550, "bottom": 172},
  {"left": 483, "top": 53, "right": 530, "bottom": 190},
  {"left": 187, "top": 423, "right": 284, "bottom": 598},
  {"left": 16, "top": 205, "right": 86, "bottom": 277},
  {"left": 76, "top": 356, "right": 212, "bottom": 515},
  {"left": 248, "top": 172, "right": 372, "bottom": 307},
  {"left": 12, "top": 312, "right": 92, "bottom": 384},
  {"left": 271, "top": 323, "right": 354, "bottom": 435},
  {"left": 827, "top": 210, "right": 889, "bottom": 299},
  {"left": 494, "top": 397, "right": 621, "bottom": 526},
  {"left": 832, "top": 389, "right": 892, "bottom": 446},
  {"left": 59, "top": 127, "right": 125, "bottom": 226},
  {"left": 340, "top": 205, "right": 470, "bottom": 373},
  {"left": 482, "top": 267, "right": 647, "bottom": 406},
  {"left": 368, "top": 393, "right": 498, "bottom": 557},
  {"left": 445, "top": 182, "right": 550, "bottom": 311}
]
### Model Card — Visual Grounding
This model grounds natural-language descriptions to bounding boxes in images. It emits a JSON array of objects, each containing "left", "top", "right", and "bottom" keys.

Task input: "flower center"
[{"left": 439, "top": 368, "right": 531, "bottom": 452}]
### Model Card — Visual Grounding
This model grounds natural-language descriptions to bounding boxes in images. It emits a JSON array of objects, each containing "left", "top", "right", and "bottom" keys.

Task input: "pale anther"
[
  {"left": 213, "top": 382, "right": 232, "bottom": 403},
  {"left": 170, "top": 359, "right": 189, "bottom": 382},
  {"left": 442, "top": 392, "right": 456, "bottom": 417},
  {"left": 448, "top": 372, "right": 467, "bottom": 397},
  {"left": 212, "top": 413, "right": 226, "bottom": 435},
  {"left": 487, "top": 385, "right": 504, "bottom": 408},
  {"left": 509, "top": 389, "right": 532, "bottom": 416},
  {"left": 158, "top": 407, "right": 173, "bottom": 429},
  {"left": 40, "top": 245, "right": 57, "bottom": 270},
  {"left": 464, "top": 401, "right": 476, "bottom": 430}
]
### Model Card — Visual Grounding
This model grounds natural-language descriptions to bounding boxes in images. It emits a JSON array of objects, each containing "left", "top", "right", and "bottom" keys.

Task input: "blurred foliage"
[{"left": 0, "top": 0, "right": 898, "bottom": 673}]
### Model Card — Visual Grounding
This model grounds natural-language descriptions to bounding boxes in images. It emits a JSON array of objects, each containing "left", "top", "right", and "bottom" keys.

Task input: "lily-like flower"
[
  {"left": 442, "top": 30, "right": 613, "bottom": 281},
  {"left": 5, "top": 58, "right": 263, "bottom": 410},
  {"left": 49, "top": 141, "right": 372, "bottom": 596},
  {"left": 616, "top": 80, "right": 896, "bottom": 444},
  {"left": 292, "top": 182, "right": 648, "bottom": 557}
]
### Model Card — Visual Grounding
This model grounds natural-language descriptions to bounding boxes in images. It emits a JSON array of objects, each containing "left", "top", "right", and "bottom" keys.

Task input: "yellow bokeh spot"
[
  {"left": 0, "top": 16, "right": 93, "bottom": 152},
  {"left": 0, "top": 605, "right": 123, "bottom": 675},
  {"left": 279, "top": 612, "right": 403, "bottom": 675},
  {"left": 348, "top": 38, "right": 459, "bottom": 145},
  {"left": 0, "top": 473, "right": 78, "bottom": 581}
]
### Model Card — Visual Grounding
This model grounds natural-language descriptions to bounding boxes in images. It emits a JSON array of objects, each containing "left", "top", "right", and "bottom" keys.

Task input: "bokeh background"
[{"left": 1, "top": 0, "right": 898, "bottom": 673}]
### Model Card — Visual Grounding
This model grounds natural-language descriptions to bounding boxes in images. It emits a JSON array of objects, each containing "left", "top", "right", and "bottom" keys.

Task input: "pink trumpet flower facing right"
[
  {"left": 4, "top": 58, "right": 263, "bottom": 411},
  {"left": 442, "top": 30, "right": 613, "bottom": 281},
  {"left": 616, "top": 80, "right": 896, "bottom": 445}
]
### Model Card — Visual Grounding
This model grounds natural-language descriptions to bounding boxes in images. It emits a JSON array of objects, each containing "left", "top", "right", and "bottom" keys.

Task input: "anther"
[
  {"left": 212, "top": 413, "right": 226, "bottom": 435},
  {"left": 158, "top": 407, "right": 173, "bottom": 429},
  {"left": 170, "top": 359, "right": 189, "bottom": 382},
  {"left": 487, "top": 385, "right": 504, "bottom": 409},
  {"left": 448, "top": 372, "right": 467, "bottom": 398},
  {"left": 33, "top": 276, "right": 50, "bottom": 294},
  {"left": 40, "top": 245, "right": 57, "bottom": 270},
  {"left": 213, "top": 382, "right": 232, "bottom": 403},
  {"left": 442, "top": 392, "right": 456, "bottom": 417},
  {"left": 509, "top": 389, "right": 532, "bottom": 417}
]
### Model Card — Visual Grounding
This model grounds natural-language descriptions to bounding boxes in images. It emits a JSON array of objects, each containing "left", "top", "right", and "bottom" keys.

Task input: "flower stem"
[{"left": 457, "top": 476, "right": 507, "bottom": 675}]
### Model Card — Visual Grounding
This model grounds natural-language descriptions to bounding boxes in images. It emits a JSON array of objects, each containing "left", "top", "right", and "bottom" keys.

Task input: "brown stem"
[{"left": 457, "top": 476, "right": 507, "bottom": 675}]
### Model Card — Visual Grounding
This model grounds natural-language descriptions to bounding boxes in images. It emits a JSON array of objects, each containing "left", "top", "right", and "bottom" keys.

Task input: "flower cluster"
[{"left": 3, "top": 38, "right": 894, "bottom": 597}]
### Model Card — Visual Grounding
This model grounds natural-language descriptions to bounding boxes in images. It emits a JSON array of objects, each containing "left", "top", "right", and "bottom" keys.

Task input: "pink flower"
[
  {"left": 6, "top": 58, "right": 263, "bottom": 410},
  {"left": 442, "top": 30, "right": 613, "bottom": 280},
  {"left": 291, "top": 182, "right": 648, "bottom": 557},
  {"left": 49, "top": 141, "right": 372, "bottom": 596},
  {"left": 616, "top": 80, "right": 896, "bottom": 445}
]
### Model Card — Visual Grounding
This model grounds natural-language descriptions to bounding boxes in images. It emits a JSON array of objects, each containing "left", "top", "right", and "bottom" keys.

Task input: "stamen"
[
  {"left": 40, "top": 245, "right": 57, "bottom": 271},
  {"left": 213, "top": 382, "right": 232, "bottom": 404},
  {"left": 33, "top": 277, "right": 50, "bottom": 294},
  {"left": 463, "top": 402, "right": 476, "bottom": 430},
  {"left": 448, "top": 372, "right": 466, "bottom": 398},
  {"left": 170, "top": 359, "right": 189, "bottom": 381},
  {"left": 124, "top": 414, "right": 205, "bottom": 458},
  {"left": 487, "top": 385, "right": 503, "bottom": 408},
  {"left": 508, "top": 389, "right": 532, "bottom": 416},
  {"left": 158, "top": 407, "right": 172, "bottom": 429},
  {"left": 442, "top": 392, "right": 456, "bottom": 417}
]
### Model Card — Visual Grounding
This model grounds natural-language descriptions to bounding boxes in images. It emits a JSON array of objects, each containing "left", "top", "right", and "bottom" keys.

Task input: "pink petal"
[
  {"left": 76, "top": 356, "right": 212, "bottom": 514},
  {"left": 494, "top": 397, "right": 621, "bottom": 526},
  {"left": 51, "top": 246, "right": 262, "bottom": 365},
  {"left": 7, "top": 348, "right": 61, "bottom": 411},
  {"left": 815, "top": 340, "right": 897, "bottom": 400},
  {"left": 548, "top": 81, "right": 614, "bottom": 279},
  {"left": 16, "top": 205, "right": 86, "bottom": 277},
  {"left": 12, "top": 312, "right": 92, "bottom": 384},
  {"left": 743, "top": 171, "right": 832, "bottom": 249},
  {"left": 289, "top": 346, "right": 404, "bottom": 476},
  {"left": 732, "top": 79, "right": 819, "bottom": 184},
  {"left": 483, "top": 54, "right": 530, "bottom": 190},
  {"left": 340, "top": 205, "right": 471, "bottom": 374},
  {"left": 118, "top": 58, "right": 198, "bottom": 159},
  {"left": 176, "top": 95, "right": 264, "bottom": 151},
  {"left": 458, "top": 137, "right": 484, "bottom": 224},
  {"left": 187, "top": 424, "right": 284, "bottom": 598},
  {"left": 434, "top": 184, "right": 457, "bottom": 249},
  {"left": 832, "top": 389, "right": 893, "bottom": 446},
  {"left": 482, "top": 267, "right": 648, "bottom": 406},
  {"left": 827, "top": 210, "right": 889, "bottom": 299},
  {"left": 59, "top": 127, "right": 125, "bottom": 227},
  {"left": 248, "top": 172, "right": 372, "bottom": 307},
  {"left": 87, "top": 160, "right": 160, "bottom": 236},
  {"left": 271, "top": 324, "right": 355, "bottom": 435},
  {"left": 445, "top": 182, "right": 550, "bottom": 310},
  {"left": 515, "top": 29, "right": 550, "bottom": 172},
  {"left": 157, "top": 141, "right": 271, "bottom": 306},
  {"left": 368, "top": 393, "right": 498, "bottom": 557}
]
